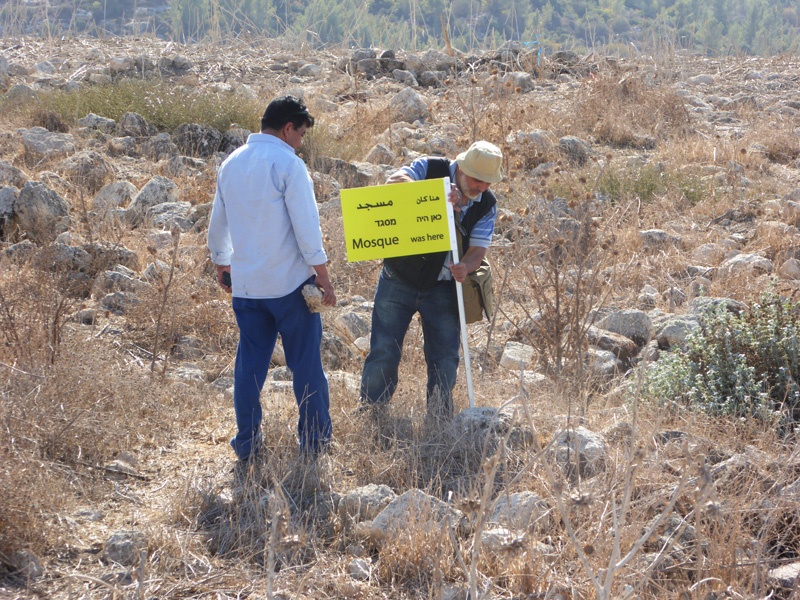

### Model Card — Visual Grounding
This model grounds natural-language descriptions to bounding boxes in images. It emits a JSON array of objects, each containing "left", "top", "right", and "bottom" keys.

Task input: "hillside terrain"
[{"left": 1, "top": 35, "right": 800, "bottom": 599}]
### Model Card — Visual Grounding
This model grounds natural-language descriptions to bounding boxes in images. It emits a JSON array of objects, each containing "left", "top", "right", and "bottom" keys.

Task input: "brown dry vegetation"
[{"left": 1, "top": 36, "right": 800, "bottom": 600}]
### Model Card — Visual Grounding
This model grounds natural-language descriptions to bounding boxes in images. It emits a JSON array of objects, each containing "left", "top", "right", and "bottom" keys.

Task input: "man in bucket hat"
[{"left": 359, "top": 141, "right": 503, "bottom": 423}]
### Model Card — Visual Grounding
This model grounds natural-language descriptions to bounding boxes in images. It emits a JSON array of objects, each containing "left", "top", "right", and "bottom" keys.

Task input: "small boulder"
[
  {"left": 717, "top": 253, "right": 773, "bottom": 277},
  {"left": 558, "top": 136, "right": 592, "bottom": 166},
  {"left": 596, "top": 309, "right": 653, "bottom": 347},
  {"left": 0, "top": 159, "right": 29, "bottom": 188},
  {"left": 356, "top": 489, "right": 467, "bottom": 547},
  {"left": 93, "top": 180, "right": 138, "bottom": 212},
  {"left": 77, "top": 113, "right": 116, "bottom": 133},
  {"left": 117, "top": 112, "right": 151, "bottom": 138},
  {"left": 57, "top": 150, "right": 115, "bottom": 194},
  {"left": 388, "top": 88, "right": 429, "bottom": 122},
  {"left": 14, "top": 180, "right": 70, "bottom": 243},
  {"left": 103, "top": 530, "right": 147, "bottom": 566},
  {"left": 21, "top": 127, "right": 75, "bottom": 162},
  {"left": 125, "top": 176, "right": 179, "bottom": 227},
  {"left": 500, "top": 341, "right": 534, "bottom": 370},
  {"left": 552, "top": 426, "right": 607, "bottom": 478}
]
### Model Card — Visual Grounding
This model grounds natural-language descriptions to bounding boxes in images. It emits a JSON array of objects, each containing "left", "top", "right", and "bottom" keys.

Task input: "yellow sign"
[{"left": 340, "top": 178, "right": 451, "bottom": 262}]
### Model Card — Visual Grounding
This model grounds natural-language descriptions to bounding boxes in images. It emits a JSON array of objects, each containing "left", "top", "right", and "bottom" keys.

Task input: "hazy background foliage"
[{"left": 0, "top": 0, "right": 798, "bottom": 55}]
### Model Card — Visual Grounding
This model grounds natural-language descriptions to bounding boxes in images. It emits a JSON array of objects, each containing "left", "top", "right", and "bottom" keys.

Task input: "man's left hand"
[
  {"left": 450, "top": 246, "right": 488, "bottom": 283},
  {"left": 448, "top": 186, "right": 464, "bottom": 212},
  {"left": 449, "top": 261, "right": 469, "bottom": 282},
  {"left": 312, "top": 265, "right": 337, "bottom": 307},
  {"left": 215, "top": 264, "right": 232, "bottom": 293}
]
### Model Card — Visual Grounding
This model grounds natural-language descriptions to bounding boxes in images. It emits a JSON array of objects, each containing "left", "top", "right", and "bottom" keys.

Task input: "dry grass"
[
  {"left": 12, "top": 79, "right": 265, "bottom": 133},
  {"left": 2, "top": 43, "right": 800, "bottom": 600},
  {"left": 573, "top": 71, "right": 692, "bottom": 148}
]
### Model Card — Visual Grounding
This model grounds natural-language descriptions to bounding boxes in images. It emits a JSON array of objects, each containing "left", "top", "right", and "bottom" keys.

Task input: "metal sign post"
[{"left": 444, "top": 181, "right": 475, "bottom": 408}]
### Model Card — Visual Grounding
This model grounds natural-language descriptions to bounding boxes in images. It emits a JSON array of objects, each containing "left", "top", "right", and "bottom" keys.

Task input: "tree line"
[{"left": 1, "top": 0, "right": 797, "bottom": 55}]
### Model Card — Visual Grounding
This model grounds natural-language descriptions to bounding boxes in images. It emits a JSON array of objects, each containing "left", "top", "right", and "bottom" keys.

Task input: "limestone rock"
[
  {"left": 717, "top": 253, "right": 773, "bottom": 277},
  {"left": 500, "top": 341, "right": 534, "bottom": 370},
  {"left": 639, "top": 229, "right": 682, "bottom": 251},
  {"left": 78, "top": 113, "right": 116, "bottom": 133},
  {"left": 596, "top": 309, "right": 653, "bottom": 347},
  {"left": 142, "top": 133, "right": 179, "bottom": 161},
  {"left": 57, "top": 150, "right": 115, "bottom": 193},
  {"left": 6, "top": 84, "right": 37, "bottom": 103},
  {"left": 655, "top": 315, "right": 701, "bottom": 350},
  {"left": 21, "top": 127, "right": 75, "bottom": 162},
  {"left": 585, "top": 325, "right": 638, "bottom": 365},
  {"left": 389, "top": 88, "right": 429, "bottom": 122},
  {"left": 83, "top": 241, "right": 140, "bottom": 274},
  {"left": 107, "top": 136, "right": 139, "bottom": 157},
  {"left": 348, "top": 557, "right": 371, "bottom": 580},
  {"left": 14, "top": 180, "right": 71, "bottom": 243},
  {"left": 587, "top": 347, "right": 623, "bottom": 379},
  {"left": 489, "top": 491, "right": 551, "bottom": 533},
  {"left": 364, "top": 143, "right": 396, "bottom": 165},
  {"left": 334, "top": 310, "right": 371, "bottom": 342},
  {"left": 103, "top": 530, "right": 147, "bottom": 566},
  {"left": 690, "top": 296, "right": 748, "bottom": 317},
  {"left": 767, "top": 561, "right": 800, "bottom": 592},
  {"left": 0, "top": 159, "right": 30, "bottom": 188},
  {"left": 356, "top": 489, "right": 467, "bottom": 547},
  {"left": 173, "top": 123, "right": 223, "bottom": 158},
  {"left": 125, "top": 176, "right": 179, "bottom": 227},
  {"left": 0, "top": 186, "right": 18, "bottom": 223},
  {"left": 558, "top": 136, "right": 592, "bottom": 166},
  {"left": 146, "top": 201, "right": 193, "bottom": 231},
  {"left": 117, "top": 112, "right": 152, "bottom": 138},
  {"left": 93, "top": 180, "right": 138, "bottom": 211},
  {"left": 339, "top": 483, "right": 397, "bottom": 525},
  {"left": 778, "top": 258, "right": 800, "bottom": 280},
  {"left": 552, "top": 426, "right": 607, "bottom": 478}
]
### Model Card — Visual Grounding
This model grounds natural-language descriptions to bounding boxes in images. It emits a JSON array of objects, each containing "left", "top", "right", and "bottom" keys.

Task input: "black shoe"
[
  {"left": 426, "top": 388, "right": 453, "bottom": 422},
  {"left": 355, "top": 401, "right": 389, "bottom": 418},
  {"left": 358, "top": 402, "right": 402, "bottom": 449},
  {"left": 231, "top": 447, "right": 264, "bottom": 489}
]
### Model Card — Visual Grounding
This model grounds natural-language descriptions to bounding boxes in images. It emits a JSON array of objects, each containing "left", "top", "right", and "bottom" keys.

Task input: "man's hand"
[
  {"left": 449, "top": 261, "right": 469, "bottom": 282},
  {"left": 385, "top": 172, "right": 414, "bottom": 185},
  {"left": 216, "top": 264, "right": 232, "bottom": 293},
  {"left": 313, "top": 264, "right": 336, "bottom": 307},
  {"left": 449, "top": 246, "right": 488, "bottom": 283},
  {"left": 448, "top": 185, "right": 464, "bottom": 212}
]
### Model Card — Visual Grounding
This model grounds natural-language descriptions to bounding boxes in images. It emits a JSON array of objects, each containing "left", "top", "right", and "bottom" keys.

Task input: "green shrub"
[
  {"left": 597, "top": 165, "right": 664, "bottom": 203},
  {"left": 596, "top": 165, "right": 708, "bottom": 206},
  {"left": 16, "top": 79, "right": 263, "bottom": 133},
  {"left": 640, "top": 292, "right": 800, "bottom": 422},
  {"left": 676, "top": 176, "right": 706, "bottom": 206}
]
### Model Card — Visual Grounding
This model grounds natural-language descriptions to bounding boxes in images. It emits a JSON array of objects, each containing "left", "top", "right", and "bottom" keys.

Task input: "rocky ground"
[{"left": 2, "top": 35, "right": 800, "bottom": 600}]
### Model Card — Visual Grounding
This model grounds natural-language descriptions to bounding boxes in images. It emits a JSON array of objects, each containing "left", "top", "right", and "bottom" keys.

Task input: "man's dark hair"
[{"left": 261, "top": 95, "right": 315, "bottom": 132}]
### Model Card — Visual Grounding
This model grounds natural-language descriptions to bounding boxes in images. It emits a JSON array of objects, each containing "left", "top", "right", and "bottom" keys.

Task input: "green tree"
[
  {"left": 169, "top": 0, "right": 213, "bottom": 39},
  {"left": 216, "top": 0, "right": 277, "bottom": 34},
  {"left": 697, "top": 16, "right": 723, "bottom": 52},
  {"left": 712, "top": 0, "right": 729, "bottom": 33}
]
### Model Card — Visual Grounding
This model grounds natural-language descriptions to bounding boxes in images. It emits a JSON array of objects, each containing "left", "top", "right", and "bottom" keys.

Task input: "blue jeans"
[
  {"left": 360, "top": 266, "right": 460, "bottom": 415},
  {"left": 231, "top": 277, "right": 331, "bottom": 460}
]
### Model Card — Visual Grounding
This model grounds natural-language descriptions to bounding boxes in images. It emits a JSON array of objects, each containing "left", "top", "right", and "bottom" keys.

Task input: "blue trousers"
[
  {"left": 360, "top": 266, "right": 460, "bottom": 414},
  {"left": 230, "top": 278, "right": 331, "bottom": 460}
]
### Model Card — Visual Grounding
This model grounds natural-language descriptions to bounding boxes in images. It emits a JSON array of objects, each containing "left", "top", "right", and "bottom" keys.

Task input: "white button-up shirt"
[{"left": 207, "top": 133, "right": 327, "bottom": 298}]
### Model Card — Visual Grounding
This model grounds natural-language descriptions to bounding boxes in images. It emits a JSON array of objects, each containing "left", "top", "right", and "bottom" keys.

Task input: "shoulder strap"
[{"left": 423, "top": 157, "right": 452, "bottom": 181}]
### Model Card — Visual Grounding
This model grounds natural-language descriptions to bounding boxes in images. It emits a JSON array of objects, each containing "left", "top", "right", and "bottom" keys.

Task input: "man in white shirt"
[{"left": 208, "top": 96, "right": 336, "bottom": 463}]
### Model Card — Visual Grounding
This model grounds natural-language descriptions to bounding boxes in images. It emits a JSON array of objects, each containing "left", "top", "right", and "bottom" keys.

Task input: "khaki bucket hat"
[{"left": 455, "top": 141, "right": 504, "bottom": 184}]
